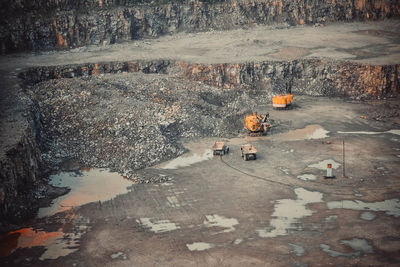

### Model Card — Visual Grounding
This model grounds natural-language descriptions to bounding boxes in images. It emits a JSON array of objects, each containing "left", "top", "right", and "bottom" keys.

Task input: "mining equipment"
[
  {"left": 241, "top": 144, "right": 257, "bottom": 161},
  {"left": 212, "top": 142, "right": 229, "bottom": 155},
  {"left": 272, "top": 94, "right": 294, "bottom": 109},
  {"left": 244, "top": 112, "right": 271, "bottom": 136}
]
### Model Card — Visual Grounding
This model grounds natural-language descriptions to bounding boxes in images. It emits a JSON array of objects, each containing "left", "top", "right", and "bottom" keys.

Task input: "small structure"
[
  {"left": 241, "top": 144, "right": 257, "bottom": 161},
  {"left": 324, "top": 163, "right": 336, "bottom": 179},
  {"left": 212, "top": 142, "right": 229, "bottom": 156}
]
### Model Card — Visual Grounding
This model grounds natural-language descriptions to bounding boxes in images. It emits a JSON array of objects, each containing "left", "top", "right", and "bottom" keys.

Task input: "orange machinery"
[
  {"left": 272, "top": 94, "right": 293, "bottom": 109},
  {"left": 244, "top": 112, "right": 271, "bottom": 136}
]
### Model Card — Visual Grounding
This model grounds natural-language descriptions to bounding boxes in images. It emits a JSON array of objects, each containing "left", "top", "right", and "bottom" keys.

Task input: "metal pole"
[{"left": 342, "top": 139, "right": 346, "bottom": 178}]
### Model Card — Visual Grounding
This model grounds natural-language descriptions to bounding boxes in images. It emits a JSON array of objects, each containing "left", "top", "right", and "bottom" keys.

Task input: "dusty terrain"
[
  {"left": 0, "top": 19, "right": 400, "bottom": 266},
  {"left": 1, "top": 96, "right": 400, "bottom": 266},
  {"left": 1, "top": 20, "right": 400, "bottom": 68}
]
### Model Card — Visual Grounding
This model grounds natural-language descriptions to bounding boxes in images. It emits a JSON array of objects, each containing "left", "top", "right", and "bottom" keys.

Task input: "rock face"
[
  {"left": 0, "top": 75, "right": 45, "bottom": 232},
  {"left": 19, "top": 59, "right": 400, "bottom": 98},
  {"left": 0, "top": 120, "right": 43, "bottom": 230},
  {"left": 1, "top": 0, "right": 399, "bottom": 53},
  {"left": 180, "top": 60, "right": 400, "bottom": 98}
]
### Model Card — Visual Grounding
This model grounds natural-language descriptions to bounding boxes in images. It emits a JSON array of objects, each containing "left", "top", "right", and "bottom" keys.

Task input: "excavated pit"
[
  {"left": 0, "top": 2, "right": 400, "bottom": 264},
  {"left": 1, "top": 18, "right": 400, "bottom": 232}
]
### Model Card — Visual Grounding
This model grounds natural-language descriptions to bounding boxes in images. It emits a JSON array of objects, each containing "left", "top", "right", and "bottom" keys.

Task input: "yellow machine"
[
  {"left": 244, "top": 112, "right": 271, "bottom": 136},
  {"left": 272, "top": 94, "right": 294, "bottom": 109}
]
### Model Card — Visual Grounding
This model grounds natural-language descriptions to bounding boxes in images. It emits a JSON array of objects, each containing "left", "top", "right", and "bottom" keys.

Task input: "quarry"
[{"left": 0, "top": 0, "right": 400, "bottom": 266}]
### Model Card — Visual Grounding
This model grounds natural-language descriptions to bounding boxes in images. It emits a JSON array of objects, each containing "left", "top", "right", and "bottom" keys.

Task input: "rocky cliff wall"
[
  {"left": 19, "top": 59, "right": 399, "bottom": 98},
  {"left": 0, "top": 77, "right": 46, "bottom": 232},
  {"left": 1, "top": 0, "right": 399, "bottom": 53},
  {"left": 0, "top": 119, "right": 43, "bottom": 230}
]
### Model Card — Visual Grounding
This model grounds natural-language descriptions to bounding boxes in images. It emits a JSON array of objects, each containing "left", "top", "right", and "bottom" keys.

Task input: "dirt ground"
[
  {"left": 1, "top": 96, "right": 399, "bottom": 266},
  {"left": 1, "top": 19, "right": 400, "bottom": 266},
  {"left": 0, "top": 20, "right": 399, "bottom": 70}
]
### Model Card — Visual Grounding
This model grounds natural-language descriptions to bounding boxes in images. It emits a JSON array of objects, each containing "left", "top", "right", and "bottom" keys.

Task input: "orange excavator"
[{"left": 244, "top": 112, "right": 271, "bottom": 136}]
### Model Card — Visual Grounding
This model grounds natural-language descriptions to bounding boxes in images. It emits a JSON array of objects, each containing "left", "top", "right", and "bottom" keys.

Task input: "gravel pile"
[{"left": 28, "top": 72, "right": 264, "bottom": 178}]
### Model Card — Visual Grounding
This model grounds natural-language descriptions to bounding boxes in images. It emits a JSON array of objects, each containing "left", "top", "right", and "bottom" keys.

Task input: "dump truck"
[
  {"left": 272, "top": 94, "right": 294, "bottom": 109},
  {"left": 212, "top": 142, "right": 229, "bottom": 156},
  {"left": 244, "top": 112, "right": 271, "bottom": 136},
  {"left": 241, "top": 144, "right": 257, "bottom": 161}
]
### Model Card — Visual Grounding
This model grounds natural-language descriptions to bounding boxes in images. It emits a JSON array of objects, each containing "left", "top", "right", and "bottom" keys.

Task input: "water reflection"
[{"left": 38, "top": 168, "right": 133, "bottom": 218}]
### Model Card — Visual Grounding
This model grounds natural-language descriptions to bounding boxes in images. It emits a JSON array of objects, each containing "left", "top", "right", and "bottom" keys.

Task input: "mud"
[
  {"left": 160, "top": 149, "right": 213, "bottom": 169},
  {"left": 274, "top": 125, "right": 329, "bottom": 141},
  {"left": 136, "top": 218, "right": 180, "bottom": 233},
  {"left": 327, "top": 199, "right": 400, "bottom": 217},
  {"left": 186, "top": 242, "right": 215, "bottom": 251},
  {"left": 256, "top": 188, "right": 324, "bottom": 238},
  {"left": 37, "top": 168, "right": 133, "bottom": 218},
  {"left": 297, "top": 174, "right": 317, "bottom": 181},
  {"left": 203, "top": 214, "right": 239, "bottom": 233},
  {"left": 0, "top": 96, "right": 399, "bottom": 266}
]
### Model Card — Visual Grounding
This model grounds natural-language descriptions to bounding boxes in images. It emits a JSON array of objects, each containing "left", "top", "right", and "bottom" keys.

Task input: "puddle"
[
  {"left": 203, "top": 214, "right": 239, "bottom": 233},
  {"left": 160, "top": 149, "right": 213, "bottom": 169},
  {"left": 38, "top": 168, "right": 133, "bottom": 218},
  {"left": 288, "top": 243, "right": 305, "bottom": 256},
  {"left": 308, "top": 159, "right": 341, "bottom": 170},
  {"left": 354, "top": 190, "right": 363, "bottom": 197},
  {"left": 0, "top": 228, "right": 62, "bottom": 258},
  {"left": 341, "top": 238, "right": 373, "bottom": 254},
  {"left": 110, "top": 251, "right": 127, "bottom": 260},
  {"left": 337, "top": 130, "right": 400, "bottom": 136},
  {"left": 256, "top": 188, "right": 323, "bottom": 238},
  {"left": 275, "top": 125, "right": 329, "bottom": 141},
  {"left": 234, "top": 238, "right": 243, "bottom": 245},
  {"left": 0, "top": 216, "right": 89, "bottom": 259},
  {"left": 166, "top": 196, "right": 180, "bottom": 207},
  {"left": 297, "top": 174, "right": 316, "bottom": 181},
  {"left": 327, "top": 199, "right": 400, "bottom": 217},
  {"left": 321, "top": 238, "right": 373, "bottom": 258},
  {"left": 278, "top": 166, "right": 291, "bottom": 175},
  {"left": 360, "top": 211, "right": 376, "bottom": 221},
  {"left": 186, "top": 242, "right": 215, "bottom": 251},
  {"left": 325, "top": 215, "right": 338, "bottom": 222},
  {"left": 136, "top": 218, "right": 180, "bottom": 233},
  {"left": 320, "top": 244, "right": 355, "bottom": 258}
]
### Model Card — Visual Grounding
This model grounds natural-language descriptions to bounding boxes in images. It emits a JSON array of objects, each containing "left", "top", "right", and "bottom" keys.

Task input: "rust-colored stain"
[
  {"left": 337, "top": 65, "right": 389, "bottom": 97},
  {"left": 180, "top": 63, "right": 243, "bottom": 89},
  {"left": 355, "top": 0, "right": 366, "bottom": 10},
  {"left": 56, "top": 32, "right": 67, "bottom": 48},
  {"left": 128, "top": 62, "right": 139, "bottom": 72},
  {"left": 52, "top": 20, "right": 67, "bottom": 48},
  {"left": 152, "top": 92, "right": 165, "bottom": 104},
  {"left": 0, "top": 227, "right": 62, "bottom": 257},
  {"left": 92, "top": 63, "right": 99, "bottom": 75},
  {"left": 81, "top": 167, "right": 91, "bottom": 172}
]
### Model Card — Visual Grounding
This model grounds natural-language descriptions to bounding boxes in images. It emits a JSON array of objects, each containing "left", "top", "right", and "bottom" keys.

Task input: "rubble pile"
[{"left": 28, "top": 72, "right": 262, "bottom": 177}]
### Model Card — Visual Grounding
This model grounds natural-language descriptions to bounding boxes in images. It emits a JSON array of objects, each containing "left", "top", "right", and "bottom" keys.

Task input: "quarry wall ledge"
[
  {"left": 19, "top": 59, "right": 399, "bottom": 98},
  {"left": 1, "top": 0, "right": 399, "bottom": 53}
]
